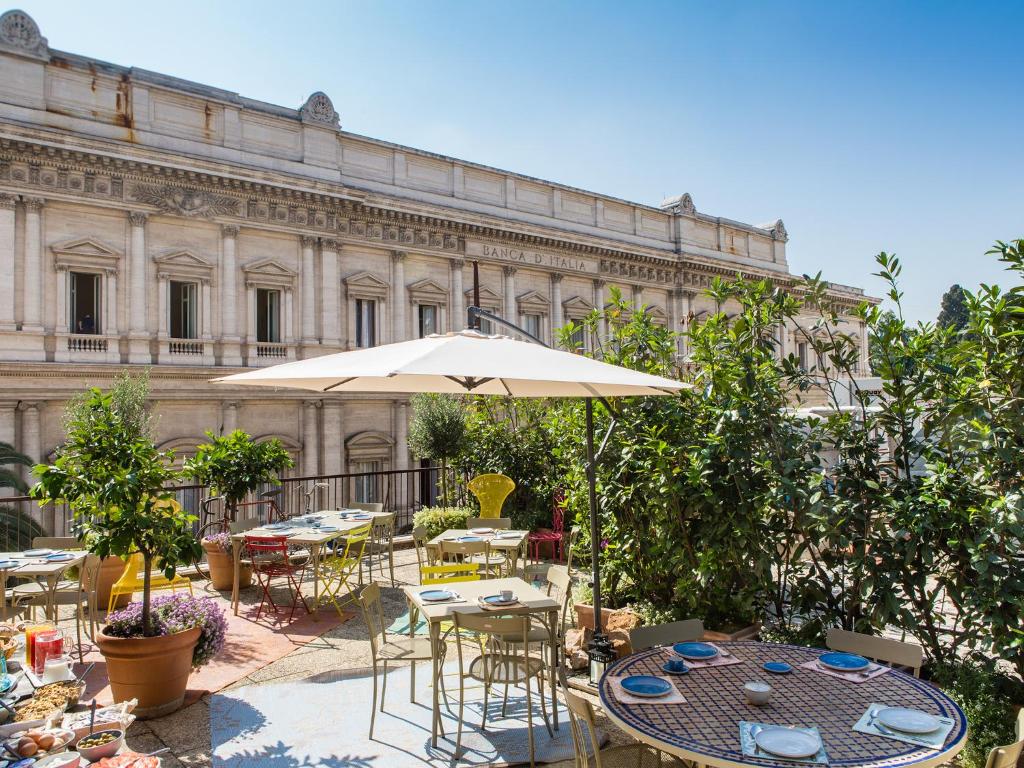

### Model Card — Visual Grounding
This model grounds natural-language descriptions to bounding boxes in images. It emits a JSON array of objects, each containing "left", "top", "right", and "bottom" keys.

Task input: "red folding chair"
[
  {"left": 528, "top": 492, "right": 567, "bottom": 562},
  {"left": 244, "top": 534, "right": 309, "bottom": 622}
]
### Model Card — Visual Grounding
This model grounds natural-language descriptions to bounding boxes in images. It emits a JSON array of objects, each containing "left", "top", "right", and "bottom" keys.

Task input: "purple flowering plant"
[
  {"left": 106, "top": 593, "right": 228, "bottom": 668},
  {"left": 202, "top": 531, "right": 231, "bottom": 553}
]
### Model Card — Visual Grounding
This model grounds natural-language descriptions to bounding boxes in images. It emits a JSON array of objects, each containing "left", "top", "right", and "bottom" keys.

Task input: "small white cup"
[
  {"left": 744, "top": 680, "right": 772, "bottom": 705},
  {"left": 500, "top": 590, "right": 514, "bottom": 602}
]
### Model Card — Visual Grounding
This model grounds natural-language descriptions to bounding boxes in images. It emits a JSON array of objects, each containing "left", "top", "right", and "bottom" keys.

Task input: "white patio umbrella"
[{"left": 213, "top": 328, "right": 687, "bottom": 677}]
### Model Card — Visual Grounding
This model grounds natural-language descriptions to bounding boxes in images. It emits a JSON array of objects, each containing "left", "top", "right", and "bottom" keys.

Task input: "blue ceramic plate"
[
  {"left": 763, "top": 661, "right": 793, "bottom": 674},
  {"left": 0, "top": 560, "right": 19, "bottom": 569},
  {"left": 672, "top": 642, "right": 718, "bottom": 660},
  {"left": 457, "top": 535, "right": 483, "bottom": 542},
  {"left": 620, "top": 675, "right": 673, "bottom": 698},
  {"left": 482, "top": 594, "right": 517, "bottom": 605},
  {"left": 317, "top": 526, "right": 339, "bottom": 532},
  {"left": 353, "top": 514, "right": 373, "bottom": 520},
  {"left": 662, "top": 661, "right": 690, "bottom": 676},
  {"left": 818, "top": 651, "right": 870, "bottom": 672},
  {"left": 45, "top": 553, "right": 74, "bottom": 562},
  {"left": 419, "top": 589, "right": 455, "bottom": 603}
]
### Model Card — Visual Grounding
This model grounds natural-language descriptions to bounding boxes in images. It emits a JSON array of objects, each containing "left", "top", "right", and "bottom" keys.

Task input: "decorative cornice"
[{"left": 132, "top": 182, "right": 240, "bottom": 218}]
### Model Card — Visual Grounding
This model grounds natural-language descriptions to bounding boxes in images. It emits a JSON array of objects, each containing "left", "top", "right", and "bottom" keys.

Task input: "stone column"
[
  {"left": 22, "top": 198, "right": 44, "bottom": 333},
  {"left": 300, "top": 236, "right": 317, "bottom": 347},
  {"left": 18, "top": 402, "right": 40, "bottom": 486},
  {"left": 593, "top": 279, "right": 607, "bottom": 341},
  {"left": 679, "top": 290, "right": 693, "bottom": 359},
  {"left": 0, "top": 195, "right": 15, "bottom": 329},
  {"left": 201, "top": 280, "right": 213, "bottom": 340},
  {"left": 222, "top": 401, "right": 238, "bottom": 434},
  {"left": 503, "top": 266, "right": 516, "bottom": 321},
  {"left": 284, "top": 288, "right": 295, "bottom": 347},
  {"left": 245, "top": 285, "right": 256, "bottom": 341},
  {"left": 220, "top": 225, "right": 242, "bottom": 366},
  {"left": 127, "top": 212, "right": 149, "bottom": 363},
  {"left": 157, "top": 275, "right": 169, "bottom": 337},
  {"left": 550, "top": 274, "right": 564, "bottom": 341},
  {"left": 321, "top": 401, "right": 344, "bottom": 476},
  {"left": 55, "top": 266, "right": 68, "bottom": 334},
  {"left": 302, "top": 400, "right": 320, "bottom": 477},
  {"left": 632, "top": 285, "right": 644, "bottom": 310},
  {"left": 105, "top": 269, "right": 118, "bottom": 337},
  {"left": 669, "top": 287, "right": 681, "bottom": 357},
  {"left": 394, "top": 400, "right": 410, "bottom": 473},
  {"left": 391, "top": 251, "right": 407, "bottom": 343},
  {"left": 860, "top": 321, "right": 870, "bottom": 375},
  {"left": 320, "top": 239, "right": 341, "bottom": 349},
  {"left": 450, "top": 258, "right": 465, "bottom": 331}
]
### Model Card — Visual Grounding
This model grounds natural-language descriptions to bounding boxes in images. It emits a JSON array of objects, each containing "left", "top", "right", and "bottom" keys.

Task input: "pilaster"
[
  {"left": 391, "top": 251, "right": 407, "bottom": 343},
  {"left": 0, "top": 195, "right": 15, "bottom": 330},
  {"left": 502, "top": 266, "right": 517, "bottom": 322},
  {"left": 322, "top": 400, "right": 344, "bottom": 476},
  {"left": 450, "top": 258, "right": 465, "bottom": 332},
  {"left": 219, "top": 225, "right": 242, "bottom": 366},
  {"left": 300, "top": 235, "right": 318, "bottom": 352},
  {"left": 127, "top": 211, "right": 151, "bottom": 363},
  {"left": 17, "top": 402, "right": 41, "bottom": 486},
  {"left": 320, "top": 239, "right": 341, "bottom": 351},
  {"left": 302, "top": 400, "right": 320, "bottom": 477},
  {"left": 550, "top": 273, "right": 564, "bottom": 341}
]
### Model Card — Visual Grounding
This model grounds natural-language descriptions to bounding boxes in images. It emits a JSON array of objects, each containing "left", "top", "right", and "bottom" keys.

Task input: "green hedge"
[{"left": 412, "top": 505, "right": 473, "bottom": 539}]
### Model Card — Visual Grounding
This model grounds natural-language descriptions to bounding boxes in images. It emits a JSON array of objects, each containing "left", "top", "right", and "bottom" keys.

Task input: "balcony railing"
[
  {"left": 0, "top": 465, "right": 458, "bottom": 548},
  {"left": 255, "top": 343, "right": 288, "bottom": 358},
  {"left": 67, "top": 334, "right": 108, "bottom": 352},
  {"left": 168, "top": 340, "right": 204, "bottom": 356}
]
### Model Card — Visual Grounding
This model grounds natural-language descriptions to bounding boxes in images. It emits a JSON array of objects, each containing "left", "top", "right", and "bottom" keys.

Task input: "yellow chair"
[
  {"left": 467, "top": 474, "right": 515, "bottom": 519},
  {"left": 318, "top": 523, "right": 372, "bottom": 618},
  {"left": 420, "top": 563, "right": 481, "bottom": 584},
  {"left": 107, "top": 553, "right": 194, "bottom": 613}
]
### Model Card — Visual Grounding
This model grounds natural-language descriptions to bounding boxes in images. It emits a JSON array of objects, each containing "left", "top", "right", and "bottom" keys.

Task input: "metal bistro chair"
[
  {"left": 245, "top": 535, "right": 309, "bottom": 622},
  {"left": 107, "top": 552, "right": 193, "bottom": 613},
  {"left": 440, "top": 539, "right": 503, "bottom": 579},
  {"left": 452, "top": 611, "right": 552, "bottom": 766},
  {"left": 318, "top": 523, "right": 372, "bottom": 618},
  {"left": 528, "top": 493, "right": 568, "bottom": 563},
  {"left": 412, "top": 526, "right": 441, "bottom": 583},
  {"left": 984, "top": 708, "right": 1024, "bottom": 768},
  {"left": 466, "top": 517, "right": 512, "bottom": 530},
  {"left": 367, "top": 512, "right": 396, "bottom": 588},
  {"left": 359, "top": 582, "right": 438, "bottom": 739},
  {"left": 825, "top": 628, "right": 924, "bottom": 677},
  {"left": 468, "top": 474, "right": 515, "bottom": 519},
  {"left": 629, "top": 618, "right": 705, "bottom": 652}
]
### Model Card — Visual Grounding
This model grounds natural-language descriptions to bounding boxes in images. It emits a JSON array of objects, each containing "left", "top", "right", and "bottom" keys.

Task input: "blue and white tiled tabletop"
[{"left": 598, "top": 640, "right": 967, "bottom": 768}]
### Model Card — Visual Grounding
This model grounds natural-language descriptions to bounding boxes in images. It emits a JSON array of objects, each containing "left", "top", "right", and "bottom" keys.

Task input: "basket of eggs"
[{"left": 2, "top": 726, "right": 75, "bottom": 759}]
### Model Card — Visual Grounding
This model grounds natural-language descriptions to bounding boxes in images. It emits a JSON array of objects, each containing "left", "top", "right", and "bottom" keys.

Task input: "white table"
[
  {"left": 403, "top": 575, "right": 560, "bottom": 747},
  {"left": 428, "top": 528, "right": 528, "bottom": 574},
  {"left": 230, "top": 509, "right": 390, "bottom": 618},
  {"left": 0, "top": 550, "right": 87, "bottom": 621}
]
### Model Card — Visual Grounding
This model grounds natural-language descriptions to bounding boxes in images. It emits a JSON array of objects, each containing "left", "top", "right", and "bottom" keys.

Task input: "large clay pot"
[
  {"left": 96, "top": 556, "right": 130, "bottom": 612},
  {"left": 201, "top": 540, "right": 251, "bottom": 591},
  {"left": 96, "top": 625, "right": 201, "bottom": 719}
]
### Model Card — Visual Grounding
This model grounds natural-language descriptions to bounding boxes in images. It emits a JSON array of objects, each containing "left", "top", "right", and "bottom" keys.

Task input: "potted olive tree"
[
  {"left": 184, "top": 430, "right": 292, "bottom": 590},
  {"left": 32, "top": 373, "right": 205, "bottom": 717},
  {"left": 408, "top": 393, "right": 465, "bottom": 506}
]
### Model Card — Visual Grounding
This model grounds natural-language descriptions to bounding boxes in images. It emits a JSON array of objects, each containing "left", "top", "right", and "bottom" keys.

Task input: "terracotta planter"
[
  {"left": 574, "top": 603, "right": 622, "bottom": 633},
  {"left": 96, "top": 625, "right": 200, "bottom": 719},
  {"left": 201, "top": 540, "right": 251, "bottom": 591},
  {"left": 702, "top": 622, "right": 761, "bottom": 642},
  {"left": 96, "top": 556, "right": 130, "bottom": 612}
]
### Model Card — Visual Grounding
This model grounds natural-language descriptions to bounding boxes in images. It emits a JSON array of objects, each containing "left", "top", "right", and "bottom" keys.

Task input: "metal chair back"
[
  {"left": 467, "top": 517, "right": 512, "bottom": 529},
  {"left": 984, "top": 709, "right": 1024, "bottom": 768},
  {"left": 629, "top": 619, "right": 705, "bottom": 651},
  {"left": 826, "top": 628, "right": 924, "bottom": 677},
  {"left": 467, "top": 474, "right": 515, "bottom": 519}
]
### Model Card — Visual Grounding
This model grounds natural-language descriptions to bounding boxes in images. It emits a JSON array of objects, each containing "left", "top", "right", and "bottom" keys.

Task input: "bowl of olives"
[{"left": 75, "top": 729, "right": 123, "bottom": 761}]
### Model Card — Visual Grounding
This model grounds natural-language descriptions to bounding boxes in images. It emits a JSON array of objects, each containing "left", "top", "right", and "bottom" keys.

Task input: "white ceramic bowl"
[
  {"left": 75, "top": 729, "right": 124, "bottom": 761},
  {"left": 743, "top": 680, "right": 772, "bottom": 705}
]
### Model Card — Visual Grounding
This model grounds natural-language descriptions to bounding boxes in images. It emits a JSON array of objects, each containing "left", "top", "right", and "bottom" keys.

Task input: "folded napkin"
[
  {"left": 800, "top": 658, "right": 892, "bottom": 683},
  {"left": 675, "top": 644, "right": 745, "bottom": 669},
  {"left": 853, "top": 703, "right": 954, "bottom": 749},
  {"left": 608, "top": 676, "right": 686, "bottom": 705},
  {"left": 740, "top": 722, "right": 829, "bottom": 765}
]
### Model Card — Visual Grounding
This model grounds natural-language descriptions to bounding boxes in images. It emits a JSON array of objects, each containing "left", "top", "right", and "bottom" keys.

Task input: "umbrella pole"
[{"left": 586, "top": 397, "right": 614, "bottom": 683}]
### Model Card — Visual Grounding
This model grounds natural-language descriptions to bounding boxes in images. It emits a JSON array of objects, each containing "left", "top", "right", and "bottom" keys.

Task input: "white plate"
[
  {"left": 754, "top": 727, "right": 821, "bottom": 759},
  {"left": 470, "top": 528, "right": 494, "bottom": 534},
  {"left": 877, "top": 707, "right": 941, "bottom": 734},
  {"left": 23, "top": 548, "right": 53, "bottom": 556}
]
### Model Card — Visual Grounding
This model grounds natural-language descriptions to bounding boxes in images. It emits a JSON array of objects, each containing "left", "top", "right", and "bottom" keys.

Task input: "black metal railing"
[{"left": 0, "top": 464, "right": 462, "bottom": 548}]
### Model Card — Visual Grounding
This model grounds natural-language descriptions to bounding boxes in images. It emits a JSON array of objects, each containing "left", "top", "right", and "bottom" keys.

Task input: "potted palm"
[{"left": 31, "top": 372, "right": 205, "bottom": 717}]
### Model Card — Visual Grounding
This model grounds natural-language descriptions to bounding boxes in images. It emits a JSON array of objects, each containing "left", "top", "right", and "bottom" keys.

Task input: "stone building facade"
[{"left": 0, "top": 10, "right": 871, "bottom": 498}]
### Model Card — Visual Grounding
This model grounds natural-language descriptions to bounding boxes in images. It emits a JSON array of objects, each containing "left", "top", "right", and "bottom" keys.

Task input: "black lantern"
[{"left": 588, "top": 631, "right": 615, "bottom": 686}]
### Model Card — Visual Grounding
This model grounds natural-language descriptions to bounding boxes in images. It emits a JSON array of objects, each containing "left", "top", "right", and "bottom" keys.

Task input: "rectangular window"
[
  {"left": 354, "top": 460, "right": 381, "bottom": 503},
  {"left": 478, "top": 314, "right": 494, "bottom": 335},
  {"left": 169, "top": 281, "right": 198, "bottom": 339},
  {"left": 256, "top": 288, "right": 281, "bottom": 343},
  {"left": 522, "top": 313, "right": 541, "bottom": 340},
  {"left": 69, "top": 272, "right": 100, "bottom": 334},
  {"left": 356, "top": 299, "right": 377, "bottom": 348},
  {"left": 798, "top": 341, "right": 809, "bottom": 371},
  {"left": 568, "top": 322, "right": 586, "bottom": 352},
  {"left": 418, "top": 304, "right": 437, "bottom": 338}
]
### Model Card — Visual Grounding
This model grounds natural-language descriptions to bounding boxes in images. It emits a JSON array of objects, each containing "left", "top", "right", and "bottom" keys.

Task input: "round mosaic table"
[{"left": 598, "top": 641, "right": 967, "bottom": 768}]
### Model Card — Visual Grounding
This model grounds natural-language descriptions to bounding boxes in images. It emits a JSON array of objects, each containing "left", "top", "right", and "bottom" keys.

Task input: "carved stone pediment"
[
  {"left": 299, "top": 91, "right": 340, "bottom": 128},
  {"left": 408, "top": 278, "right": 449, "bottom": 305},
  {"left": 642, "top": 304, "right": 667, "bottom": 323},
  {"left": 562, "top": 295, "right": 595, "bottom": 317},
  {"left": 346, "top": 430, "right": 394, "bottom": 461},
  {"left": 463, "top": 286, "right": 501, "bottom": 307},
  {"left": 344, "top": 271, "right": 389, "bottom": 299},
  {"left": 51, "top": 237, "right": 121, "bottom": 273},
  {"left": 242, "top": 258, "right": 297, "bottom": 288},
  {"left": 517, "top": 289, "right": 550, "bottom": 313},
  {"left": 153, "top": 249, "right": 214, "bottom": 282}
]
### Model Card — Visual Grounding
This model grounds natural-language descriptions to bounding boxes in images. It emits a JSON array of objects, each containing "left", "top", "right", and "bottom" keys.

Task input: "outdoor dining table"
[
  {"left": 230, "top": 509, "right": 390, "bottom": 619},
  {"left": 404, "top": 575, "right": 561, "bottom": 748},
  {"left": 599, "top": 640, "right": 967, "bottom": 768},
  {"left": 0, "top": 550, "right": 87, "bottom": 622},
  {"left": 428, "top": 528, "right": 528, "bottom": 573}
]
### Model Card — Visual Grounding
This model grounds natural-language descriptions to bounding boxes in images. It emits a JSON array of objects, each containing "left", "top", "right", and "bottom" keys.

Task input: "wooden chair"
[
  {"left": 549, "top": 669, "right": 679, "bottom": 768},
  {"left": 467, "top": 474, "right": 515, "bottom": 519},
  {"left": 629, "top": 619, "right": 705, "bottom": 652},
  {"left": 452, "top": 611, "right": 551, "bottom": 765},
  {"left": 984, "top": 709, "right": 1024, "bottom": 768},
  {"left": 467, "top": 517, "right": 512, "bottom": 530},
  {"left": 825, "top": 628, "right": 924, "bottom": 677},
  {"left": 367, "top": 512, "right": 396, "bottom": 588},
  {"left": 107, "top": 552, "right": 193, "bottom": 613},
  {"left": 359, "top": 582, "right": 437, "bottom": 739}
]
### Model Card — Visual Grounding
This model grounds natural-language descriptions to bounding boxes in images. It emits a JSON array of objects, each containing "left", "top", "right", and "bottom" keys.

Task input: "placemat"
[
  {"left": 853, "top": 703, "right": 955, "bottom": 749},
  {"left": 740, "top": 722, "right": 829, "bottom": 765},
  {"left": 608, "top": 676, "right": 686, "bottom": 705},
  {"left": 476, "top": 597, "right": 524, "bottom": 611},
  {"left": 673, "top": 644, "right": 745, "bottom": 670},
  {"left": 800, "top": 658, "right": 892, "bottom": 683}
]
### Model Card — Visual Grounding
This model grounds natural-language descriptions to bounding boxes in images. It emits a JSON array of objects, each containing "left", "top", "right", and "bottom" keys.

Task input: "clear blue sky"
[{"left": 17, "top": 0, "right": 1023, "bottom": 321}]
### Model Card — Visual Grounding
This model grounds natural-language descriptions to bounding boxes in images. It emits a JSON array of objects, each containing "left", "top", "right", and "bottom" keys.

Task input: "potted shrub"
[
  {"left": 31, "top": 372, "right": 205, "bottom": 718},
  {"left": 104, "top": 593, "right": 226, "bottom": 717},
  {"left": 201, "top": 532, "right": 251, "bottom": 591},
  {"left": 408, "top": 393, "right": 465, "bottom": 505},
  {"left": 184, "top": 429, "right": 293, "bottom": 522}
]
